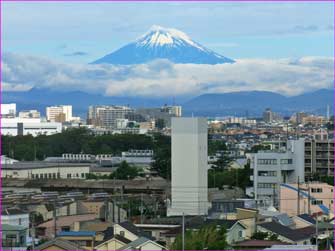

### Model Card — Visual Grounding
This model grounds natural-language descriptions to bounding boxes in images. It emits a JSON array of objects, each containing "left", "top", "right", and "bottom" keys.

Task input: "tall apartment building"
[
  {"left": 167, "top": 117, "right": 208, "bottom": 216},
  {"left": 263, "top": 108, "right": 273, "bottom": 123},
  {"left": 161, "top": 105, "right": 182, "bottom": 117},
  {"left": 46, "top": 105, "right": 72, "bottom": 122},
  {"left": 87, "top": 105, "right": 133, "bottom": 129},
  {"left": 304, "top": 139, "right": 334, "bottom": 178},
  {"left": 249, "top": 139, "right": 305, "bottom": 208}
]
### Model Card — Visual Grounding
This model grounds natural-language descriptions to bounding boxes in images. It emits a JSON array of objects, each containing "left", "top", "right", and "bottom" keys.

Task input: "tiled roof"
[
  {"left": 35, "top": 238, "right": 81, "bottom": 250},
  {"left": 258, "top": 222, "right": 314, "bottom": 241}
]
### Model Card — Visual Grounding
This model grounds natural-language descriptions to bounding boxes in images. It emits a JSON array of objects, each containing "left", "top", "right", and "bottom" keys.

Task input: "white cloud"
[{"left": 2, "top": 52, "right": 333, "bottom": 97}]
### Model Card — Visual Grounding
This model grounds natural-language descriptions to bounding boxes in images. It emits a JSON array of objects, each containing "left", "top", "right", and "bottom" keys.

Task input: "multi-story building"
[
  {"left": 1, "top": 162, "right": 90, "bottom": 179},
  {"left": 46, "top": 105, "right": 72, "bottom": 122},
  {"left": 304, "top": 139, "right": 334, "bottom": 178},
  {"left": 280, "top": 182, "right": 333, "bottom": 216},
  {"left": 1, "top": 103, "right": 16, "bottom": 118},
  {"left": 87, "top": 105, "right": 133, "bottom": 129},
  {"left": 263, "top": 108, "right": 273, "bottom": 123},
  {"left": 18, "top": 110, "right": 41, "bottom": 119},
  {"left": 1, "top": 118, "right": 62, "bottom": 136},
  {"left": 160, "top": 105, "right": 182, "bottom": 117},
  {"left": 301, "top": 115, "right": 327, "bottom": 126},
  {"left": 167, "top": 117, "right": 208, "bottom": 216},
  {"left": 249, "top": 139, "right": 305, "bottom": 208}
]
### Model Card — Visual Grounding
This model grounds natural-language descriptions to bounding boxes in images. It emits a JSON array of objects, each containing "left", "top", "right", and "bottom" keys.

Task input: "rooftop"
[
  {"left": 258, "top": 222, "right": 315, "bottom": 241},
  {"left": 2, "top": 161, "right": 91, "bottom": 170},
  {"left": 58, "top": 231, "right": 96, "bottom": 237}
]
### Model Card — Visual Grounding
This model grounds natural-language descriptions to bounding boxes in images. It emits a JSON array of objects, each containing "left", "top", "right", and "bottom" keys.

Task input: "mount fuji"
[{"left": 92, "top": 25, "right": 234, "bottom": 65}]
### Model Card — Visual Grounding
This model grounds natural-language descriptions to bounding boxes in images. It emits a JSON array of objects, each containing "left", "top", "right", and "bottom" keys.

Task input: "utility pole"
[
  {"left": 31, "top": 213, "right": 35, "bottom": 250},
  {"left": 140, "top": 193, "right": 144, "bottom": 224},
  {"left": 297, "top": 176, "right": 300, "bottom": 215},
  {"left": 316, "top": 216, "right": 319, "bottom": 250},
  {"left": 182, "top": 212, "right": 185, "bottom": 251},
  {"left": 308, "top": 183, "right": 311, "bottom": 215},
  {"left": 53, "top": 200, "right": 57, "bottom": 238},
  {"left": 272, "top": 185, "right": 276, "bottom": 208}
]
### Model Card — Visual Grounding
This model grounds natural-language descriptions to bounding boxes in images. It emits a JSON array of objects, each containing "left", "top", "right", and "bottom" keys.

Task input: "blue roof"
[{"left": 58, "top": 231, "right": 96, "bottom": 237}]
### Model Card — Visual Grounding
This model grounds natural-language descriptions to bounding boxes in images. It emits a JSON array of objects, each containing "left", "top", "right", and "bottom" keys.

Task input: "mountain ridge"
[
  {"left": 2, "top": 88, "right": 332, "bottom": 118},
  {"left": 92, "top": 25, "right": 234, "bottom": 65}
]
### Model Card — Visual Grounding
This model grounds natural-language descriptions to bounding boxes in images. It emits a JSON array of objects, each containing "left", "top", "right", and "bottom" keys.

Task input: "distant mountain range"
[
  {"left": 2, "top": 88, "right": 333, "bottom": 118},
  {"left": 183, "top": 89, "right": 333, "bottom": 117},
  {"left": 92, "top": 25, "right": 234, "bottom": 65}
]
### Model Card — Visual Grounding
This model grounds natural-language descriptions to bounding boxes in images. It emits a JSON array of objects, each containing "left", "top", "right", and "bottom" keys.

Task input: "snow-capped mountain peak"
[
  {"left": 136, "top": 25, "right": 203, "bottom": 50},
  {"left": 92, "top": 25, "right": 234, "bottom": 65}
]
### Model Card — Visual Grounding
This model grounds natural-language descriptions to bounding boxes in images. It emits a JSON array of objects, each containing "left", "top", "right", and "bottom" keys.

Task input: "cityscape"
[{"left": 1, "top": 2, "right": 334, "bottom": 251}]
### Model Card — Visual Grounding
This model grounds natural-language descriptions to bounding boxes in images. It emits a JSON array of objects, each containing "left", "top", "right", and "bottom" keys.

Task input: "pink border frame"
[{"left": 0, "top": 0, "right": 334, "bottom": 250}]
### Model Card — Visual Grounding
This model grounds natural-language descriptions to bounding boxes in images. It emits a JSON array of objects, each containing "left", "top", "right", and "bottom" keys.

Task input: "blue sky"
[{"left": 3, "top": 2, "right": 334, "bottom": 63}]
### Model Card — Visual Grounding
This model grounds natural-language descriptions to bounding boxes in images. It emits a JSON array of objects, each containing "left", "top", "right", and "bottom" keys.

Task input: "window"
[
  {"left": 18, "top": 218, "right": 22, "bottom": 225},
  {"left": 120, "top": 231, "right": 125, "bottom": 237},
  {"left": 258, "top": 183, "right": 276, "bottom": 189},
  {"left": 44, "top": 173, "right": 48, "bottom": 179},
  {"left": 238, "top": 230, "right": 243, "bottom": 238},
  {"left": 311, "top": 188, "right": 323, "bottom": 193},
  {"left": 258, "top": 171, "right": 277, "bottom": 176},
  {"left": 61, "top": 226, "right": 70, "bottom": 232},
  {"left": 311, "top": 200, "right": 323, "bottom": 205},
  {"left": 280, "top": 159, "right": 293, "bottom": 164},
  {"left": 81, "top": 173, "right": 85, "bottom": 178},
  {"left": 31, "top": 174, "right": 35, "bottom": 179},
  {"left": 257, "top": 159, "right": 277, "bottom": 165},
  {"left": 67, "top": 174, "right": 71, "bottom": 178}
]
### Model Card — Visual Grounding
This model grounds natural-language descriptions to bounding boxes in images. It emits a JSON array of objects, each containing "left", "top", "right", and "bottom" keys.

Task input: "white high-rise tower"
[{"left": 167, "top": 117, "right": 208, "bottom": 216}]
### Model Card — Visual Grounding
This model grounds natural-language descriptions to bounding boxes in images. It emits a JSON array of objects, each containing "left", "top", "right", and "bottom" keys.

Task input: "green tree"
[
  {"left": 171, "top": 224, "right": 227, "bottom": 250},
  {"left": 251, "top": 231, "right": 268, "bottom": 240},
  {"left": 248, "top": 144, "right": 271, "bottom": 153},
  {"left": 151, "top": 134, "right": 171, "bottom": 179},
  {"left": 111, "top": 161, "right": 140, "bottom": 180},
  {"left": 208, "top": 139, "right": 227, "bottom": 156},
  {"left": 208, "top": 162, "right": 251, "bottom": 190}
]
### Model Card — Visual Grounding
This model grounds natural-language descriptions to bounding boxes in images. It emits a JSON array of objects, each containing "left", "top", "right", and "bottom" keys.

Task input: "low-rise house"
[
  {"left": 2, "top": 224, "right": 28, "bottom": 251},
  {"left": 77, "top": 200, "right": 127, "bottom": 223},
  {"left": 57, "top": 231, "right": 97, "bottom": 250},
  {"left": 35, "top": 238, "right": 82, "bottom": 250},
  {"left": 36, "top": 214, "right": 97, "bottom": 238},
  {"left": 223, "top": 220, "right": 248, "bottom": 244},
  {"left": 233, "top": 240, "right": 290, "bottom": 250},
  {"left": 1, "top": 208, "right": 30, "bottom": 244},
  {"left": 264, "top": 244, "right": 317, "bottom": 250},
  {"left": 114, "top": 221, "right": 153, "bottom": 242},
  {"left": 118, "top": 237, "right": 166, "bottom": 250},
  {"left": 95, "top": 227, "right": 132, "bottom": 250},
  {"left": 257, "top": 222, "right": 314, "bottom": 245}
]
